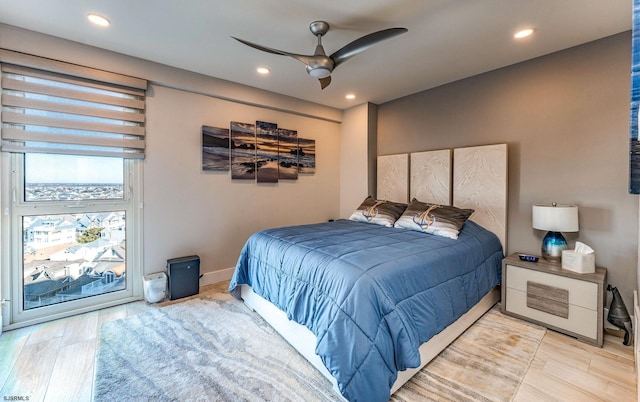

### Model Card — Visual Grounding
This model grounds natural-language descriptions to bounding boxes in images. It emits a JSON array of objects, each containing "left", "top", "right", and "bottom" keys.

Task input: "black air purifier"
[{"left": 166, "top": 255, "right": 200, "bottom": 300}]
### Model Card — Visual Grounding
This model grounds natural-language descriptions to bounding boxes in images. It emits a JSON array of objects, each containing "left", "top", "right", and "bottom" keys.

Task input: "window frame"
[
  {"left": 1, "top": 152, "right": 143, "bottom": 329},
  {"left": 0, "top": 50, "right": 147, "bottom": 330}
]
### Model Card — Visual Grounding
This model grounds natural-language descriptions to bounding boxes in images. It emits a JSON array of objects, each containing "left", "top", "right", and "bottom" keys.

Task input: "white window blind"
[{"left": 1, "top": 49, "right": 147, "bottom": 159}]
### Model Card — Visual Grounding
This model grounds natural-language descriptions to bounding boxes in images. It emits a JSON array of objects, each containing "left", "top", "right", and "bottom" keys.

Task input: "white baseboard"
[{"left": 199, "top": 267, "right": 235, "bottom": 287}]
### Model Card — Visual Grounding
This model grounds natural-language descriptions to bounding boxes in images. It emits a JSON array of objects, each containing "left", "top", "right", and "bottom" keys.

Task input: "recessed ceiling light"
[
  {"left": 345, "top": 94, "right": 356, "bottom": 100},
  {"left": 514, "top": 28, "right": 535, "bottom": 39},
  {"left": 88, "top": 13, "right": 110, "bottom": 27},
  {"left": 256, "top": 67, "right": 270, "bottom": 74}
]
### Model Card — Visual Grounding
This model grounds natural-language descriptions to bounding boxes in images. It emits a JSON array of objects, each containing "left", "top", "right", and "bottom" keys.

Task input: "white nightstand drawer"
[
  {"left": 506, "top": 287, "right": 598, "bottom": 339},
  {"left": 501, "top": 254, "right": 606, "bottom": 347},
  {"left": 506, "top": 265, "right": 598, "bottom": 310}
]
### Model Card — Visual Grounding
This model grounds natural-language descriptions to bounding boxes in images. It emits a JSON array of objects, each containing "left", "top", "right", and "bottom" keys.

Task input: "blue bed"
[{"left": 229, "top": 218, "right": 503, "bottom": 402}]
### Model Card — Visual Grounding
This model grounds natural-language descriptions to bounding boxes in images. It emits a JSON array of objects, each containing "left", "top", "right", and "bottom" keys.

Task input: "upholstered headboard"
[
  {"left": 376, "top": 143, "right": 508, "bottom": 250},
  {"left": 452, "top": 144, "right": 507, "bottom": 250},
  {"left": 376, "top": 154, "right": 408, "bottom": 203},
  {"left": 410, "top": 149, "right": 452, "bottom": 205}
]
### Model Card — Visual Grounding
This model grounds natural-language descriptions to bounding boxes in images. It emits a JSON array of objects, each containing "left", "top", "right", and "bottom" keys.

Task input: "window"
[
  {"left": 1, "top": 49, "right": 146, "bottom": 328},
  {"left": 25, "top": 154, "right": 124, "bottom": 201},
  {"left": 21, "top": 154, "right": 127, "bottom": 311}
]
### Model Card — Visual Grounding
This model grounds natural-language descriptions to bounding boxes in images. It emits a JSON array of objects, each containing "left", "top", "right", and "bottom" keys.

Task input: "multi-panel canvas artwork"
[
  {"left": 201, "top": 126, "right": 230, "bottom": 171},
  {"left": 210, "top": 120, "right": 314, "bottom": 182}
]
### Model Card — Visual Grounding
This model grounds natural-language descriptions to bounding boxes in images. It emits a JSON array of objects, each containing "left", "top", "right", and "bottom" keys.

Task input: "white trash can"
[{"left": 143, "top": 272, "right": 167, "bottom": 303}]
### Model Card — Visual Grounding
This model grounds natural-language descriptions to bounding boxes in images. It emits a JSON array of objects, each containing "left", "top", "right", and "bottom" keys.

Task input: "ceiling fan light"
[{"left": 309, "top": 68, "right": 331, "bottom": 79}]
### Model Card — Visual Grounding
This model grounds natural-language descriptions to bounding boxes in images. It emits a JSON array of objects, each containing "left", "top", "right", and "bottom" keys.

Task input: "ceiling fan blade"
[
  {"left": 319, "top": 76, "right": 331, "bottom": 90},
  {"left": 330, "top": 27, "right": 408, "bottom": 68},
  {"left": 231, "top": 36, "right": 315, "bottom": 65}
]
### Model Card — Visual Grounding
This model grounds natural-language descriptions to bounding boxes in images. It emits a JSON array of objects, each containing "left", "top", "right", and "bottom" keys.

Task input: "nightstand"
[{"left": 501, "top": 253, "right": 607, "bottom": 347}]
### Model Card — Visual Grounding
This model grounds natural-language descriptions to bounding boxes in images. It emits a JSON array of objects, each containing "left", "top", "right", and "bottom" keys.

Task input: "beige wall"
[
  {"left": 0, "top": 24, "right": 342, "bottom": 280},
  {"left": 378, "top": 32, "right": 638, "bottom": 308},
  {"left": 145, "top": 85, "right": 340, "bottom": 274},
  {"left": 339, "top": 103, "right": 377, "bottom": 218}
]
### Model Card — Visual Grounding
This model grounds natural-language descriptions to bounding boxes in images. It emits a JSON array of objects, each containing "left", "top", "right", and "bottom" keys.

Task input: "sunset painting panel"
[
  {"left": 256, "top": 121, "right": 279, "bottom": 183},
  {"left": 278, "top": 128, "right": 298, "bottom": 180},
  {"left": 298, "top": 137, "right": 316, "bottom": 174},
  {"left": 202, "top": 125, "right": 230, "bottom": 171},
  {"left": 230, "top": 121, "right": 256, "bottom": 180}
]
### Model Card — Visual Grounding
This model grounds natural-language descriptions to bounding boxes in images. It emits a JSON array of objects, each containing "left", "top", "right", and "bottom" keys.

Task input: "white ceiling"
[{"left": 0, "top": 0, "right": 632, "bottom": 110}]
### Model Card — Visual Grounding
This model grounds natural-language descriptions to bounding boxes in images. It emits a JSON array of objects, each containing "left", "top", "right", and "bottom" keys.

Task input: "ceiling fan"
[{"left": 232, "top": 21, "right": 408, "bottom": 89}]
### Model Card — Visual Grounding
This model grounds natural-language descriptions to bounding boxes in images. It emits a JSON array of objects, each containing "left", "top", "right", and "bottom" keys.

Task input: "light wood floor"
[{"left": 0, "top": 282, "right": 636, "bottom": 402}]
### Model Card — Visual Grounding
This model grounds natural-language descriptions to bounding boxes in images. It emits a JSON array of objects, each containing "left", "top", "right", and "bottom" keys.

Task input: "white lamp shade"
[{"left": 532, "top": 204, "right": 579, "bottom": 232}]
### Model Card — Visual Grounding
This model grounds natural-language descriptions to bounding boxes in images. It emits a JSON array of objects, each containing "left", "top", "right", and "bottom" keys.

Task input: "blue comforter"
[{"left": 229, "top": 219, "right": 502, "bottom": 402}]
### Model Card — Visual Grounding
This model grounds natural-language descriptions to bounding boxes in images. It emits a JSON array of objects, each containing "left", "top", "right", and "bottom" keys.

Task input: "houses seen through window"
[
  {"left": 23, "top": 211, "right": 126, "bottom": 310},
  {"left": 22, "top": 153, "right": 126, "bottom": 310}
]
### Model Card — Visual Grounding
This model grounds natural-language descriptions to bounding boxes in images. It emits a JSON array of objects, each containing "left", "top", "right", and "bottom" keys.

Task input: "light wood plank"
[
  {"left": 540, "top": 331, "right": 594, "bottom": 360},
  {"left": 0, "top": 327, "right": 32, "bottom": 391},
  {"left": 607, "top": 381, "right": 638, "bottom": 402},
  {"left": 601, "top": 329, "right": 636, "bottom": 362},
  {"left": 589, "top": 353, "right": 636, "bottom": 391},
  {"left": 543, "top": 358, "right": 612, "bottom": 400},
  {"left": 62, "top": 311, "right": 99, "bottom": 345},
  {"left": 535, "top": 336, "right": 591, "bottom": 371},
  {"left": 0, "top": 337, "right": 61, "bottom": 400},
  {"left": 44, "top": 339, "right": 96, "bottom": 402},
  {"left": 514, "top": 381, "right": 561, "bottom": 401},
  {"left": 521, "top": 364, "right": 603, "bottom": 402},
  {"left": 26, "top": 319, "right": 67, "bottom": 345}
]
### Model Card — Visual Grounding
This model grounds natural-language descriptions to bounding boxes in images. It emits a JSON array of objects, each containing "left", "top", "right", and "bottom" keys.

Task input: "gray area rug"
[{"left": 94, "top": 291, "right": 545, "bottom": 401}]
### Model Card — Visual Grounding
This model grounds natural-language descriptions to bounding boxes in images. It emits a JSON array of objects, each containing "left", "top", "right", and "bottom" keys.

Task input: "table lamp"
[{"left": 532, "top": 203, "right": 579, "bottom": 262}]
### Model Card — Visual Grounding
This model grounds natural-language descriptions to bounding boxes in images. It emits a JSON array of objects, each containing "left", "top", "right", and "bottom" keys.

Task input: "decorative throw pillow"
[
  {"left": 349, "top": 196, "right": 407, "bottom": 227},
  {"left": 394, "top": 198, "right": 474, "bottom": 239}
]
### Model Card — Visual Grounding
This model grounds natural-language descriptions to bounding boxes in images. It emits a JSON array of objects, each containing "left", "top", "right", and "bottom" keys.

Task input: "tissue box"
[{"left": 562, "top": 250, "right": 595, "bottom": 274}]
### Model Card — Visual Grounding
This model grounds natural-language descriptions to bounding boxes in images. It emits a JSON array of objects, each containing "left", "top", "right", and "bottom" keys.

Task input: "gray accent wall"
[{"left": 378, "top": 32, "right": 638, "bottom": 308}]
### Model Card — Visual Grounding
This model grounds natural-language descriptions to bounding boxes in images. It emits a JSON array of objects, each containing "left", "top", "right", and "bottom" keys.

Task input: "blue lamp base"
[{"left": 541, "top": 231, "right": 567, "bottom": 263}]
